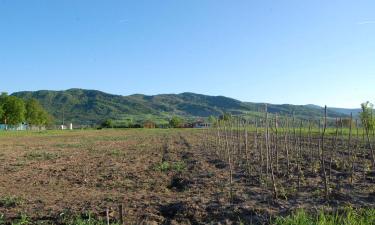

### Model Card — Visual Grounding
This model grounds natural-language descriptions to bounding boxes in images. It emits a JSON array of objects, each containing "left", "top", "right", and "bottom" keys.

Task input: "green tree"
[
  {"left": 0, "top": 93, "right": 5, "bottom": 120},
  {"left": 101, "top": 119, "right": 114, "bottom": 128},
  {"left": 208, "top": 115, "right": 217, "bottom": 126},
  {"left": 25, "top": 98, "right": 50, "bottom": 126},
  {"left": 1, "top": 96, "right": 26, "bottom": 126},
  {"left": 360, "top": 101, "right": 375, "bottom": 167},
  {"left": 169, "top": 116, "right": 184, "bottom": 128},
  {"left": 219, "top": 113, "right": 232, "bottom": 121},
  {"left": 0, "top": 106, "right": 3, "bottom": 121},
  {"left": 360, "top": 101, "right": 374, "bottom": 132}
]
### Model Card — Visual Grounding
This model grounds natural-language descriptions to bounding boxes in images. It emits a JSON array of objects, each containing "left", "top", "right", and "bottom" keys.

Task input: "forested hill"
[{"left": 11, "top": 89, "right": 356, "bottom": 125}]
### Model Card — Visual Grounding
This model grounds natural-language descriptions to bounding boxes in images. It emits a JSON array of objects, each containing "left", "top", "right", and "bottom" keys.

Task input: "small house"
[{"left": 192, "top": 120, "right": 211, "bottom": 128}]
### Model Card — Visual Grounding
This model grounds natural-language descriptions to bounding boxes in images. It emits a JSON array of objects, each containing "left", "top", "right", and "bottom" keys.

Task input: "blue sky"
[{"left": 0, "top": 0, "right": 374, "bottom": 108}]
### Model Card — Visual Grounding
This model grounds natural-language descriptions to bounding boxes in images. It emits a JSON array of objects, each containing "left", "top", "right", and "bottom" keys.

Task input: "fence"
[{"left": 0, "top": 124, "right": 28, "bottom": 131}]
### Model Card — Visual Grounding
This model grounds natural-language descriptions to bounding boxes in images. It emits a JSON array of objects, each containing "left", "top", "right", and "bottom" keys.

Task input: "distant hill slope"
[
  {"left": 12, "top": 89, "right": 353, "bottom": 125},
  {"left": 305, "top": 105, "right": 362, "bottom": 117},
  {"left": 328, "top": 107, "right": 362, "bottom": 117}
]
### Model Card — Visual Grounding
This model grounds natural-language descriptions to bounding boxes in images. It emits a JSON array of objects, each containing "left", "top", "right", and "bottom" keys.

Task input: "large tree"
[
  {"left": 0, "top": 105, "right": 3, "bottom": 120},
  {"left": 219, "top": 112, "right": 232, "bottom": 121},
  {"left": 360, "top": 101, "right": 374, "bottom": 132},
  {"left": 360, "top": 101, "right": 375, "bottom": 167},
  {"left": 1, "top": 95, "right": 26, "bottom": 125},
  {"left": 208, "top": 115, "right": 217, "bottom": 125},
  {"left": 25, "top": 98, "right": 51, "bottom": 126},
  {"left": 169, "top": 116, "right": 184, "bottom": 128},
  {"left": 0, "top": 93, "right": 5, "bottom": 120},
  {"left": 101, "top": 119, "right": 114, "bottom": 128}
]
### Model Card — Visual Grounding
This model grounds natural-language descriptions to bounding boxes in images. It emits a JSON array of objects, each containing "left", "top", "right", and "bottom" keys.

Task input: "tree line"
[{"left": 0, "top": 93, "right": 52, "bottom": 128}]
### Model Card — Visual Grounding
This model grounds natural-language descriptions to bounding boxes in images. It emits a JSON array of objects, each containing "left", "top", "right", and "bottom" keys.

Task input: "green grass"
[
  {"left": 61, "top": 212, "right": 122, "bottom": 225},
  {"left": 0, "top": 196, "right": 23, "bottom": 208},
  {"left": 274, "top": 208, "right": 375, "bottom": 225},
  {"left": 24, "top": 151, "right": 59, "bottom": 161},
  {"left": 0, "top": 213, "right": 122, "bottom": 225},
  {"left": 6, "top": 129, "right": 78, "bottom": 137},
  {"left": 54, "top": 143, "right": 83, "bottom": 148},
  {"left": 65, "top": 216, "right": 121, "bottom": 225},
  {"left": 10, "top": 214, "right": 30, "bottom": 225},
  {"left": 155, "top": 161, "right": 187, "bottom": 172},
  {"left": 108, "top": 149, "right": 125, "bottom": 157}
]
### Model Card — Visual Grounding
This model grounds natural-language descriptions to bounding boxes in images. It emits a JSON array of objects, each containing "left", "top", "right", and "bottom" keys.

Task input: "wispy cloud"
[{"left": 357, "top": 20, "right": 375, "bottom": 25}]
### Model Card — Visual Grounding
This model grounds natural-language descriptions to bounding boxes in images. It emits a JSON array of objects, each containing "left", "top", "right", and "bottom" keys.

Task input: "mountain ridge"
[{"left": 11, "top": 88, "right": 360, "bottom": 125}]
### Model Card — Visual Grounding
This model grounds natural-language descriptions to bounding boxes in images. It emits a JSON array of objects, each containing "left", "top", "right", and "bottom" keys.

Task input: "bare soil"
[{"left": 0, "top": 129, "right": 373, "bottom": 224}]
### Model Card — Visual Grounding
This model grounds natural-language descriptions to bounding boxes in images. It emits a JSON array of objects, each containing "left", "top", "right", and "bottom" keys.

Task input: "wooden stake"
[
  {"left": 118, "top": 204, "right": 124, "bottom": 225},
  {"left": 321, "top": 106, "right": 329, "bottom": 199},
  {"left": 106, "top": 208, "right": 110, "bottom": 225}
]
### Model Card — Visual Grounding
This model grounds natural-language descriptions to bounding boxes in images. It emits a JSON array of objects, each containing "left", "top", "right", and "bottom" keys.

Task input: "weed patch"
[
  {"left": 274, "top": 208, "right": 375, "bottom": 225},
  {"left": 0, "top": 196, "right": 23, "bottom": 208},
  {"left": 24, "top": 151, "right": 59, "bottom": 161},
  {"left": 154, "top": 161, "right": 186, "bottom": 172},
  {"left": 108, "top": 149, "right": 124, "bottom": 157}
]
